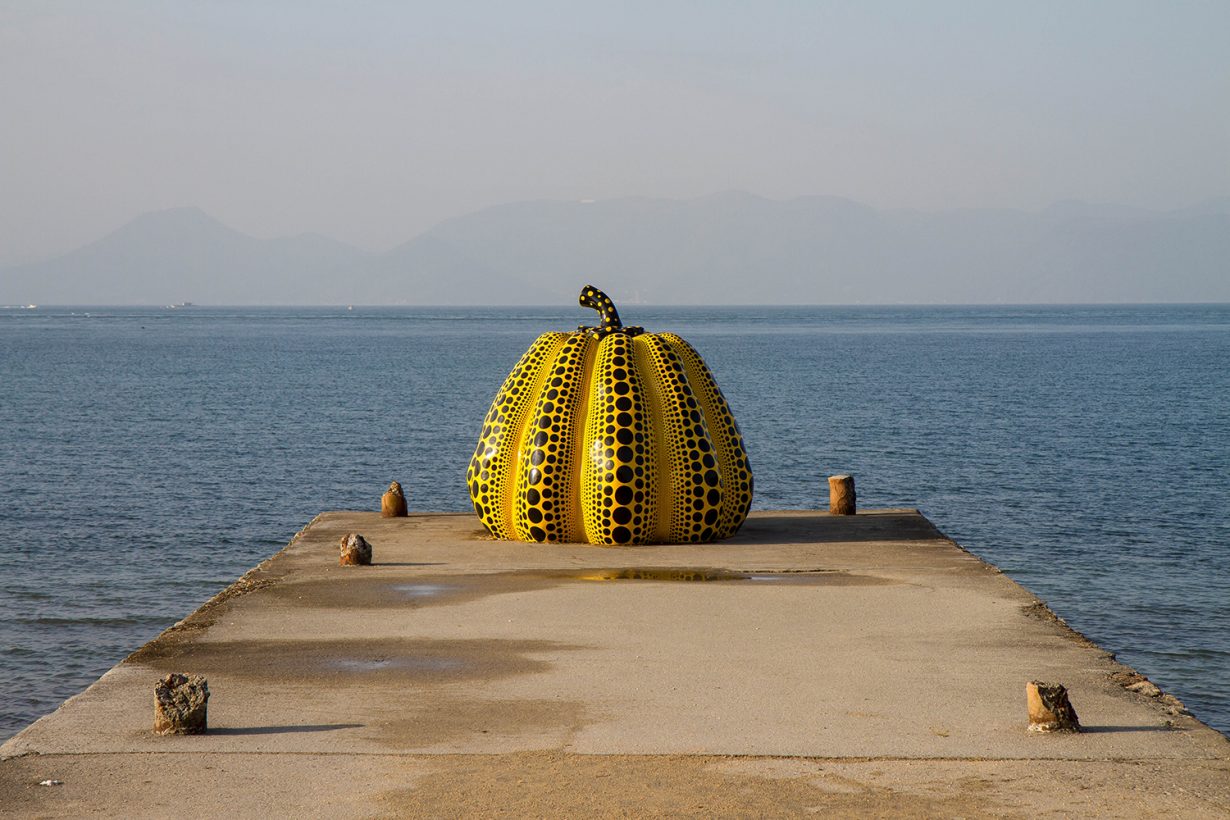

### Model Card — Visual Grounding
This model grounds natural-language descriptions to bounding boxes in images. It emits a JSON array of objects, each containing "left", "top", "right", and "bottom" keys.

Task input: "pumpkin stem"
[{"left": 579, "top": 285, "right": 623, "bottom": 333}]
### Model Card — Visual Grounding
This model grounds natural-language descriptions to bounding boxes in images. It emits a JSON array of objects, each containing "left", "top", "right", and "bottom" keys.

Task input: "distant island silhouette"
[{"left": 3, "top": 192, "right": 1228, "bottom": 305}]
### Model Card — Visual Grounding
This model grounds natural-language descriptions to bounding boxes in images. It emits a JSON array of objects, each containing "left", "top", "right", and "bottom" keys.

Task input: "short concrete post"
[
  {"left": 1026, "top": 681, "right": 1080, "bottom": 733},
  {"left": 381, "top": 481, "right": 408, "bottom": 517},
  {"left": 828, "top": 474, "right": 856, "bottom": 515},
  {"left": 339, "top": 533, "right": 372, "bottom": 566},
  {"left": 153, "top": 673, "right": 209, "bottom": 735}
]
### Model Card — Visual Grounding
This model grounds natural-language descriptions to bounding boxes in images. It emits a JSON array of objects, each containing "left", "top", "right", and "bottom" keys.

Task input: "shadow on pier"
[
  {"left": 732, "top": 511, "right": 944, "bottom": 545},
  {"left": 208, "top": 723, "right": 363, "bottom": 736}
]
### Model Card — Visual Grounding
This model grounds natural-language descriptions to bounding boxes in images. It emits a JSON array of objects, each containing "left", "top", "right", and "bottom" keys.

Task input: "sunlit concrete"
[{"left": 3, "top": 511, "right": 1227, "bottom": 817}]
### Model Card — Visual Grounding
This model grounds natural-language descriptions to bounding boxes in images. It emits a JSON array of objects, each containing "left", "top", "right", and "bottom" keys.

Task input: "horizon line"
[{"left": 5, "top": 301, "right": 1229, "bottom": 310}]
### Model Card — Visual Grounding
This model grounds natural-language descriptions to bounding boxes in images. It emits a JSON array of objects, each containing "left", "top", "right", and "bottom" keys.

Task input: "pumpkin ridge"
[
  {"left": 580, "top": 341, "right": 606, "bottom": 545},
  {"left": 636, "top": 334, "right": 723, "bottom": 543},
  {"left": 582, "top": 332, "right": 657, "bottom": 545},
  {"left": 567, "top": 334, "right": 599, "bottom": 542},
  {"left": 513, "top": 333, "right": 594, "bottom": 542},
  {"left": 659, "top": 332, "right": 754, "bottom": 539},
  {"left": 631, "top": 335, "right": 673, "bottom": 542},
  {"left": 501, "top": 332, "right": 570, "bottom": 537},
  {"left": 468, "top": 331, "right": 569, "bottom": 539}
]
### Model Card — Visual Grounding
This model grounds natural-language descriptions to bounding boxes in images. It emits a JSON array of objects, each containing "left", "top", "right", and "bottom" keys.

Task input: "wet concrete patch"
[
  {"left": 266, "top": 574, "right": 559, "bottom": 611},
  {"left": 266, "top": 568, "right": 898, "bottom": 614},
  {"left": 129, "top": 638, "right": 575, "bottom": 684},
  {"left": 327, "top": 656, "right": 465, "bottom": 674},
  {"left": 390, "top": 583, "right": 454, "bottom": 598},
  {"left": 744, "top": 571, "right": 899, "bottom": 587}
]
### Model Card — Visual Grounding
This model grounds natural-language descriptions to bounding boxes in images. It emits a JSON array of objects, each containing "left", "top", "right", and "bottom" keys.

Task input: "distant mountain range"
[{"left": 3, "top": 193, "right": 1228, "bottom": 305}]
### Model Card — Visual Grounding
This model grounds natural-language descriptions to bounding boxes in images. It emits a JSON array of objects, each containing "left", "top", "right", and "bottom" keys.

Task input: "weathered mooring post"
[
  {"left": 828, "top": 474, "right": 856, "bottom": 515},
  {"left": 1026, "top": 681, "right": 1081, "bottom": 733},
  {"left": 153, "top": 673, "right": 209, "bottom": 735},
  {"left": 339, "top": 533, "right": 372, "bottom": 566},
  {"left": 381, "top": 481, "right": 408, "bottom": 517}
]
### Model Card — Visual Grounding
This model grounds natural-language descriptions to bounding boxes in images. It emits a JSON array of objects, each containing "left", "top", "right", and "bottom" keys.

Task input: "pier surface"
[{"left": 3, "top": 510, "right": 1228, "bottom": 817}]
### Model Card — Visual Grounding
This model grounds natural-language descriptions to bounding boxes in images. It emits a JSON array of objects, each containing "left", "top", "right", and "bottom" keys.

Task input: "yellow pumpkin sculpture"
[{"left": 467, "top": 285, "right": 753, "bottom": 545}]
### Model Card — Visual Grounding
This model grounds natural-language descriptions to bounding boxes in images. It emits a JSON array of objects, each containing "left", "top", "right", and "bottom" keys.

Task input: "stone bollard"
[
  {"left": 828, "top": 474, "right": 856, "bottom": 515},
  {"left": 339, "top": 533, "right": 372, "bottom": 566},
  {"left": 1026, "top": 681, "right": 1081, "bottom": 733},
  {"left": 381, "top": 481, "right": 408, "bottom": 517},
  {"left": 153, "top": 673, "right": 209, "bottom": 735}
]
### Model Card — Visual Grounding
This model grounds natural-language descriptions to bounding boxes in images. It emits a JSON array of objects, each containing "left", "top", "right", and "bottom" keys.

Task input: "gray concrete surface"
[{"left": 3, "top": 510, "right": 1228, "bottom": 817}]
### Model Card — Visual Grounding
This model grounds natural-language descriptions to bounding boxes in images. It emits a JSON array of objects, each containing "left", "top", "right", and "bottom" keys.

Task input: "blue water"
[{"left": 1, "top": 304, "right": 1228, "bottom": 739}]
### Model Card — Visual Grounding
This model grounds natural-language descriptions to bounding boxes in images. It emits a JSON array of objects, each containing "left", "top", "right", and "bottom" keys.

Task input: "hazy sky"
[{"left": 2, "top": 1, "right": 1228, "bottom": 266}]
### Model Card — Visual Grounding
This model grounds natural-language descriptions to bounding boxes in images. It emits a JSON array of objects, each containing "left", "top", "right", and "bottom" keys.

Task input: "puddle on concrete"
[
  {"left": 525, "top": 568, "right": 896, "bottom": 586},
  {"left": 267, "top": 575, "right": 558, "bottom": 611},
  {"left": 562, "top": 568, "right": 750, "bottom": 582},
  {"left": 390, "top": 583, "right": 455, "bottom": 598},
  {"left": 264, "top": 567, "right": 897, "bottom": 615}
]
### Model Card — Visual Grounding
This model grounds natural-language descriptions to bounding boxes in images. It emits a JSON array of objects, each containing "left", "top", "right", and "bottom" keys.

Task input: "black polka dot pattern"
[
  {"left": 578, "top": 285, "right": 623, "bottom": 336},
  {"left": 466, "top": 331, "right": 569, "bottom": 539},
  {"left": 466, "top": 285, "right": 754, "bottom": 545},
  {"left": 580, "top": 332, "right": 657, "bottom": 544},
  {"left": 513, "top": 334, "right": 593, "bottom": 542},
  {"left": 634, "top": 334, "right": 723, "bottom": 542},
  {"left": 659, "top": 332, "right": 754, "bottom": 538}
]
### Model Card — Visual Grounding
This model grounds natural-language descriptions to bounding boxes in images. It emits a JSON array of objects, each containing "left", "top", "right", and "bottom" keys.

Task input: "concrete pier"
[{"left": 3, "top": 510, "right": 1228, "bottom": 817}]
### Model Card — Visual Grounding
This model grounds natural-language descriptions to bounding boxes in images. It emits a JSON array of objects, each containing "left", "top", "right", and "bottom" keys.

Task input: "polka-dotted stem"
[
  {"left": 578, "top": 285, "right": 622, "bottom": 334},
  {"left": 578, "top": 285, "right": 643, "bottom": 338}
]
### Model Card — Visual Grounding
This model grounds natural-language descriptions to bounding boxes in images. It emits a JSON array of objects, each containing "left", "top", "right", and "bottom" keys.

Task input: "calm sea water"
[{"left": 1, "top": 304, "right": 1227, "bottom": 739}]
